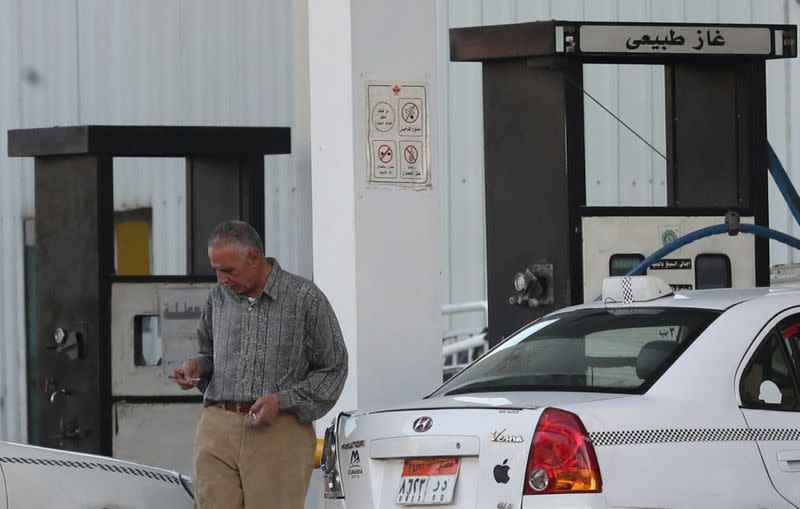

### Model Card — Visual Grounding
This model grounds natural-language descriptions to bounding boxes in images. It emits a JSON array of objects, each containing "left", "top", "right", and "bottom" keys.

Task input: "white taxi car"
[
  {"left": 322, "top": 276, "right": 800, "bottom": 508},
  {"left": 0, "top": 440, "right": 194, "bottom": 507}
]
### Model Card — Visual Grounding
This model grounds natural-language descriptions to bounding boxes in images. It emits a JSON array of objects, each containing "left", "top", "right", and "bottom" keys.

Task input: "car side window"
[
  {"left": 779, "top": 320, "right": 800, "bottom": 374},
  {"left": 740, "top": 329, "right": 800, "bottom": 411}
]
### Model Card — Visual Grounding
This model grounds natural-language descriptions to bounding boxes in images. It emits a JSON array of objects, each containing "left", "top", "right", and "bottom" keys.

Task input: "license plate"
[{"left": 396, "top": 457, "right": 460, "bottom": 505}]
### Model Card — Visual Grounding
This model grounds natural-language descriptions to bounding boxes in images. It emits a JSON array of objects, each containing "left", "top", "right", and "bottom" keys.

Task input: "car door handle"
[{"left": 776, "top": 450, "right": 800, "bottom": 472}]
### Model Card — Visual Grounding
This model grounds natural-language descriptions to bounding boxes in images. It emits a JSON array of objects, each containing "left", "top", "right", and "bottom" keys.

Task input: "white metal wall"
[
  {"left": 0, "top": 0, "right": 310, "bottom": 442},
  {"left": 438, "top": 0, "right": 800, "bottom": 333}
]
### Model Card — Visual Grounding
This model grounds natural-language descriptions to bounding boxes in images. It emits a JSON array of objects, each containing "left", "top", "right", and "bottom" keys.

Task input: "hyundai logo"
[{"left": 413, "top": 416, "right": 433, "bottom": 432}]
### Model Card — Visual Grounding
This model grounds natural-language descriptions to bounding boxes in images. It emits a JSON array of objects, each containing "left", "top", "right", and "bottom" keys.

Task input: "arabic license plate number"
[{"left": 396, "top": 457, "right": 459, "bottom": 506}]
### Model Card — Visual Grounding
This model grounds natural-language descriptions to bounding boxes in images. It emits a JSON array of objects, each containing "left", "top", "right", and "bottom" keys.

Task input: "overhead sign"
[
  {"left": 579, "top": 25, "right": 772, "bottom": 55},
  {"left": 367, "top": 82, "right": 430, "bottom": 187}
]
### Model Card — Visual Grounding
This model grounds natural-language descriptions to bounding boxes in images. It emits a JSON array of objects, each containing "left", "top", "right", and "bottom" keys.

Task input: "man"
[{"left": 172, "top": 220, "right": 348, "bottom": 508}]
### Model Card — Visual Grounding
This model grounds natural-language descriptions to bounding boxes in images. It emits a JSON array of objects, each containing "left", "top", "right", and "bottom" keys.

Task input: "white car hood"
[{"left": 350, "top": 390, "right": 633, "bottom": 416}]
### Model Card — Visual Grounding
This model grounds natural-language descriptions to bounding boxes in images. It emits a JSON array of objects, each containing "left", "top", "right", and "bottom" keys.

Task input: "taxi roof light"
[{"left": 601, "top": 275, "right": 673, "bottom": 303}]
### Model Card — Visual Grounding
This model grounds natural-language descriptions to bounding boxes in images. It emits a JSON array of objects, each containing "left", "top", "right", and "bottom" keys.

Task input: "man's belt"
[{"left": 217, "top": 401, "right": 254, "bottom": 414}]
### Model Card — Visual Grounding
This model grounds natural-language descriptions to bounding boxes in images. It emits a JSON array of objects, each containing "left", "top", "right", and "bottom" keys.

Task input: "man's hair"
[{"left": 208, "top": 220, "right": 264, "bottom": 256}]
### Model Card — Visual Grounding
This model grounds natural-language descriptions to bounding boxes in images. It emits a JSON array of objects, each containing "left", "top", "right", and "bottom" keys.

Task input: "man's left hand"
[{"left": 247, "top": 393, "right": 279, "bottom": 428}]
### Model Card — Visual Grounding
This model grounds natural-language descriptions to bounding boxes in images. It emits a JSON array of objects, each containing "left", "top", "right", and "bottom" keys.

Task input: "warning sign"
[
  {"left": 399, "top": 99, "right": 423, "bottom": 136},
  {"left": 402, "top": 102, "right": 419, "bottom": 122},
  {"left": 367, "top": 82, "right": 428, "bottom": 187},
  {"left": 371, "top": 102, "right": 395, "bottom": 132},
  {"left": 403, "top": 145, "right": 418, "bottom": 164},
  {"left": 371, "top": 141, "right": 397, "bottom": 178},
  {"left": 400, "top": 141, "right": 422, "bottom": 179},
  {"left": 378, "top": 144, "right": 394, "bottom": 163}
]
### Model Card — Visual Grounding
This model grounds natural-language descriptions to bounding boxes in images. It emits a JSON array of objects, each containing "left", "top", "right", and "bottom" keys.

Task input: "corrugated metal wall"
[
  {"left": 438, "top": 0, "right": 800, "bottom": 333},
  {"left": 0, "top": 0, "right": 28, "bottom": 445},
  {"left": 0, "top": 0, "right": 310, "bottom": 442},
  {"left": 1, "top": 0, "right": 799, "bottom": 443}
]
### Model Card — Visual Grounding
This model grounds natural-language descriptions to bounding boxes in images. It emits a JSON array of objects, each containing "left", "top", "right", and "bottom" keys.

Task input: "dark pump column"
[
  {"left": 8, "top": 125, "right": 289, "bottom": 454},
  {"left": 450, "top": 21, "right": 797, "bottom": 344},
  {"left": 480, "top": 56, "right": 585, "bottom": 342}
]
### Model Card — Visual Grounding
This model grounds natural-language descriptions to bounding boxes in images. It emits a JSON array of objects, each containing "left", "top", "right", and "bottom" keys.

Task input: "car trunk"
[
  {"left": 333, "top": 392, "right": 629, "bottom": 508},
  {"left": 336, "top": 405, "right": 542, "bottom": 507}
]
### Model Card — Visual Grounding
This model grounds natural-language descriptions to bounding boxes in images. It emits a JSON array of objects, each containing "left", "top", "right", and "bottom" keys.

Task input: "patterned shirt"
[{"left": 194, "top": 258, "right": 348, "bottom": 424}]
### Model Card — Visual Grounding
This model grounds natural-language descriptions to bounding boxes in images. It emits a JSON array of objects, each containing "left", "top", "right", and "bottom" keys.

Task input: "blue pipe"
[
  {"left": 620, "top": 142, "right": 800, "bottom": 279},
  {"left": 767, "top": 142, "right": 800, "bottom": 229},
  {"left": 626, "top": 223, "right": 800, "bottom": 276}
]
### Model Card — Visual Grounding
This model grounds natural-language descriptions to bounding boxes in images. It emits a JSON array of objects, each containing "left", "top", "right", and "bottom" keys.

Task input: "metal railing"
[{"left": 441, "top": 300, "right": 489, "bottom": 380}]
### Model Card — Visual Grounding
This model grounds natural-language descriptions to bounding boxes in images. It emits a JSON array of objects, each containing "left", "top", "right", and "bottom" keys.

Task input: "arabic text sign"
[
  {"left": 649, "top": 258, "right": 692, "bottom": 270},
  {"left": 159, "top": 288, "right": 209, "bottom": 338},
  {"left": 579, "top": 25, "right": 772, "bottom": 55}
]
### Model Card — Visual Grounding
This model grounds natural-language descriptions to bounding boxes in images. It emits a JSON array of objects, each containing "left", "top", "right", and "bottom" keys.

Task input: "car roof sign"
[{"left": 601, "top": 276, "right": 673, "bottom": 304}]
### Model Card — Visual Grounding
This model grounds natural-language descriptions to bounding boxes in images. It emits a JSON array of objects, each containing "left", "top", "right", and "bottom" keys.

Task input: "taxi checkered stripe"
[
  {"left": 621, "top": 277, "right": 634, "bottom": 303},
  {"left": 0, "top": 456, "right": 180, "bottom": 484},
  {"left": 590, "top": 428, "right": 800, "bottom": 447}
]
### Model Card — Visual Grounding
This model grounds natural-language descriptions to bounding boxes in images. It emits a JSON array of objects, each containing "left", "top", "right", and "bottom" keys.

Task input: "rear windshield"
[{"left": 434, "top": 307, "right": 720, "bottom": 396}]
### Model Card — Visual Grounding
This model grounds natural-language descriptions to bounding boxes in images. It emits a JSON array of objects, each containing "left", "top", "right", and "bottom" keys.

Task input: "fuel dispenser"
[
  {"left": 8, "top": 125, "right": 290, "bottom": 473},
  {"left": 450, "top": 21, "right": 798, "bottom": 345}
]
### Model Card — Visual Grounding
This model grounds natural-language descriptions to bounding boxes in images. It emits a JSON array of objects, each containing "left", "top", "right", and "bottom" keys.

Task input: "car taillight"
[{"left": 523, "top": 407, "right": 602, "bottom": 495}]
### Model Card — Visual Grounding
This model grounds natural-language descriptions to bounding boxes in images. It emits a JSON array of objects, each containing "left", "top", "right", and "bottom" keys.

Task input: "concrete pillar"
[
  {"left": 308, "top": 0, "right": 442, "bottom": 428},
  {"left": 305, "top": 2, "right": 442, "bottom": 504}
]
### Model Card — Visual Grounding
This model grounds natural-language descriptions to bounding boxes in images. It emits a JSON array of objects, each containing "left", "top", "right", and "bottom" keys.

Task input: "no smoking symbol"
[
  {"left": 378, "top": 144, "right": 393, "bottom": 163},
  {"left": 403, "top": 145, "right": 419, "bottom": 164},
  {"left": 401, "top": 102, "right": 419, "bottom": 123}
]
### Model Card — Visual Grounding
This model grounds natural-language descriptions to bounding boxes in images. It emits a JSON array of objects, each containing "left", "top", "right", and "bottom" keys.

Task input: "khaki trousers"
[{"left": 194, "top": 404, "right": 316, "bottom": 509}]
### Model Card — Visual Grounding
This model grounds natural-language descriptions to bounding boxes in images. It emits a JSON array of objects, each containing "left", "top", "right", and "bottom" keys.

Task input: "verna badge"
[
  {"left": 490, "top": 428, "right": 524, "bottom": 443},
  {"left": 413, "top": 416, "right": 433, "bottom": 432}
]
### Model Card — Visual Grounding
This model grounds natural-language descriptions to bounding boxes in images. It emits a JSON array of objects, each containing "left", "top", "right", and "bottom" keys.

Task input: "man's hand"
[
  {"left": 171, "top": 359, "right": 202, "bottom": 390},
  {"left": 247, "top": 393, "right": 279, "bottom": 428}
]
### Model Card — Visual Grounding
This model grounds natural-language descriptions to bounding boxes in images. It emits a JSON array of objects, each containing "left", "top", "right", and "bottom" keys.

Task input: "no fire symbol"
[
  {"left": 403, "top": 145, "right": 419, "bottom": 164},
  {"left": 378, "top": 144, "right": 393, "bottom": 164},
  {"left": 401, "top": 102, "right": 419, "bottom": 123}
]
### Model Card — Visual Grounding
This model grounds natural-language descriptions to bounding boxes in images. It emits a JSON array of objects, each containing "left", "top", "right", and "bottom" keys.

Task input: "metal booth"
[
  {"left": 450, "top": 21, "right": 798, "bottom": 345},
  {"left": 8, "top": 125, "right": 290, "bottom": 473}
]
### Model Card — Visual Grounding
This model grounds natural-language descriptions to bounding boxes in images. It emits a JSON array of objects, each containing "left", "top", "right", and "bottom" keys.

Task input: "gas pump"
[
  {"left": 8, "top": 125, "right": 290, "bottom": 473},
  {"left": 449, "top": 21, "right": 798, "bottom": 345}
]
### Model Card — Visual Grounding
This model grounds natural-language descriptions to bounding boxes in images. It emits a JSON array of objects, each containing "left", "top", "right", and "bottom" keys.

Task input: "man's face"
[{"left": 208, "top": 242, "right": 261, "bottom": 295}]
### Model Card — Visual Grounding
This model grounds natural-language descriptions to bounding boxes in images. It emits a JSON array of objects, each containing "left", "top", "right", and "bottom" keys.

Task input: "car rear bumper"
[
  {"left": 323, "top": 493, "right": 607, "bottom": 508},
  {"left": 522, "top": 493, "right": 606, "bottom": 508}
]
